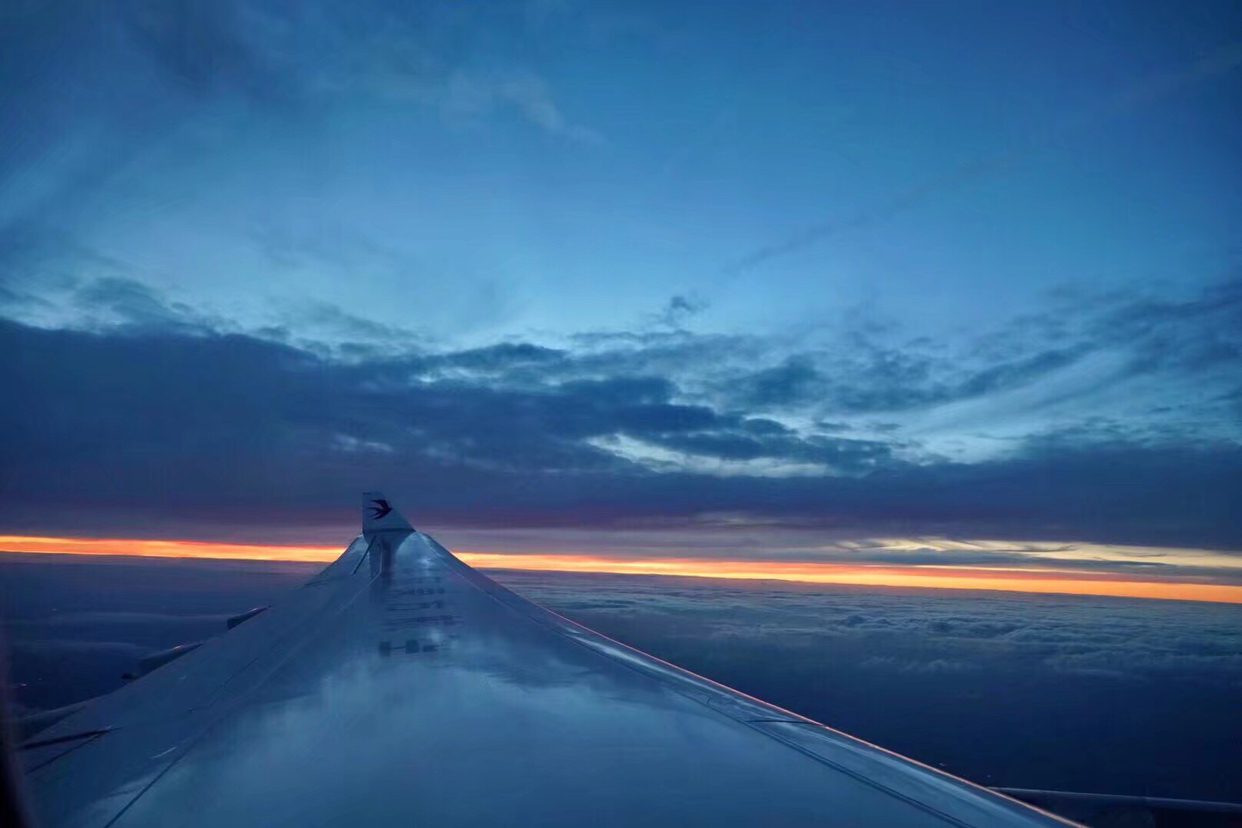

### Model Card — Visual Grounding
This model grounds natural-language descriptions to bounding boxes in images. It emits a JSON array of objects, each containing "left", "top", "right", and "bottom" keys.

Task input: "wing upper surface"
[{"left": 22, "top": 520, "right": 1076, "bottom": 827}]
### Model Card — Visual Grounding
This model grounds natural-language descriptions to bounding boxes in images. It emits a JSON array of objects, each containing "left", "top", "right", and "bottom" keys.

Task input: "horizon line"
[{"left": 3, "top": 535, "right": 1242, "bottom": 605}]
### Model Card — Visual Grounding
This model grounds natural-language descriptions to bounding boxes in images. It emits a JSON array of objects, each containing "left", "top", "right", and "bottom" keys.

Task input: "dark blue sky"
[{"left": 0, "top": 2, "right": 1239, "bottom": 577}]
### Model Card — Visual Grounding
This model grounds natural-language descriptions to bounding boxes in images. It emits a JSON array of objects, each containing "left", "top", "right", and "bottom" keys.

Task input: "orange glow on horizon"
[
  {"left": 3, "top": 535, "right": 1241, "bottom": 604},
  {"left": 0, "top": 535, "right": 344, "bottom": 563},
  {"left": 457, "top": 553, "right": 1242, "bottom": 604}
]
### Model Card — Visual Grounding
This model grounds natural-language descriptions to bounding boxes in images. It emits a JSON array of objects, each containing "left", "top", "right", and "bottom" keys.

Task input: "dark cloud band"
[{"left": 1, "top": 299, "right": 1238, "bottom": 548}]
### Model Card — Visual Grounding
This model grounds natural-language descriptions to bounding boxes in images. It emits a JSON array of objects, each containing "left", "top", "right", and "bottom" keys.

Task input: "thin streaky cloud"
[{"left": 722, "top": 41, "right": 1242, "bottom": 276}]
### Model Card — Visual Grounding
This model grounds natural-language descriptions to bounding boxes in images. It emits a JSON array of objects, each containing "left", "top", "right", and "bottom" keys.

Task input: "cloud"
[
  {"left": 502, "top": 571, "right": 1242, "bottom": 686},
  {"left": 0, "top": 277, "right": 1240, "bottom": 549},
  {"left": 8, "top": 640, "right": 148, "bottom": 658},
  {"left": 72, "top": 277, "right": 218, "bottom": 334},
  {"left": 494, "top": 565, "right": 1242, "bottom": 807},
  {"left": 859, "top": 656, "right": 982, "bottom": 673},
  {"left": 491, "top": 73, "right": 604, "bottom": 144},
  {"left": 720, "top": 334, "right": 1085, "bottom": 418},
  {"left": 736, "top": 357, "right": 821, "bottom": 409},
  {"left": 0, "top": 0, "right": 602, "bottom": 296},
  {"left": 119, "top": 0, "right": 282, "bottom": 100},
  {"left": 655, "top": 294, "right": 709, "bottom": 329},
  {"left": 10, "top": 612, "right": 231, "bottom": 628},
  {"left": 110, "top": 0, "right": 605, "bottom": 142}
]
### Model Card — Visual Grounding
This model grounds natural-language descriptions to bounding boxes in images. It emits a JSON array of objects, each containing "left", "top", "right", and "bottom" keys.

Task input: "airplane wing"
[{"left": 16, "top": 494, "right": 1077, "bottom": 827}]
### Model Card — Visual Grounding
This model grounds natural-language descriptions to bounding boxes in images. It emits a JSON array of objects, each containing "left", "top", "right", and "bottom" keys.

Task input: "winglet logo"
[{"left": 367, "top": 499, "right": 393, "bottom": 520}]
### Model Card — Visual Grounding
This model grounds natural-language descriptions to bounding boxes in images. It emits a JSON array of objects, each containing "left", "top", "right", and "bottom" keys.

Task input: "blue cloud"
[{"left": 1, "top": 283, "right": 1239, "bottom": 549}]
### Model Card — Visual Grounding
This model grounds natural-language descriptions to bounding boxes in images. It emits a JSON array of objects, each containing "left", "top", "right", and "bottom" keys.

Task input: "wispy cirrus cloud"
[
  {"left": 0, "top": 0, "right": 601, "bottom": 291},
  {"left": 721, "top": 41, "right": 1242, "bottom": 276}
]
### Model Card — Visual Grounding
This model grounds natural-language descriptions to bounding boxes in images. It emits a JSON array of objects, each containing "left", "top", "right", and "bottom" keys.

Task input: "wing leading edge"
[{"left": 20, "top": 494, "right": 1078, "bottom": 827}]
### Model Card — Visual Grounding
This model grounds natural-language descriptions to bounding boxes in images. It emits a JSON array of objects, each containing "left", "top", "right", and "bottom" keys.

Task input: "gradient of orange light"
[
  {"left": 458, "top": 553, "right": 1242, "bottom": 604},
  {"left": 3, "top": 535, "right": 1240, "bottom": 604},
  {"left": 0, "top": 535, "right": 343, "bottom": 562}
]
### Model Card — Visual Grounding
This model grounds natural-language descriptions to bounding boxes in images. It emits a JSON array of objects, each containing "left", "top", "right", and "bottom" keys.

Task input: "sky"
[{"left": 1, "top": 1, "right": 1240, "bottom": 597}]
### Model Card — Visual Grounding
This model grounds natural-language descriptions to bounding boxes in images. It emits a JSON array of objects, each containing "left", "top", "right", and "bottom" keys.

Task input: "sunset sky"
[{"left": 1, "top": 0, "right": 1239, "bottom": 602}]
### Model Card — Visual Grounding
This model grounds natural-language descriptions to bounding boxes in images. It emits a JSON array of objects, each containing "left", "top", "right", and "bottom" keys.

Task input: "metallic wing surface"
[{"left": 19, "top": 495, "right": 1077, "bottom": 827}]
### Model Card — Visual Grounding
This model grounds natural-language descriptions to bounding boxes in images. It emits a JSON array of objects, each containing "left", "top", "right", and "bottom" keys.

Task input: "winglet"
[{"left": 362, "top": 491, "right": 413, "bottom": 536}]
